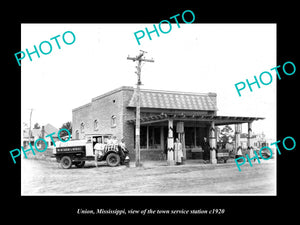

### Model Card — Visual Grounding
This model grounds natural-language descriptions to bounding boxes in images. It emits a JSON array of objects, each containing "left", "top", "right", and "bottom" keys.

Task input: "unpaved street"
[{"left": 21, "top": 159, "right": 276, "bottom": 195}]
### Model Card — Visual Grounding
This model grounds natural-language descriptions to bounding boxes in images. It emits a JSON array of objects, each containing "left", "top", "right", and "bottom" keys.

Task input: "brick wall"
[
  {"left": 121, "top": 87, "right": 135, "bottom": 160},
  {"left": 72, "top": 87, "right": 135, "bottom": 141},
  {"left": 72, "top": 86, "right": 217, "bottom": 161},
  {"left": 72, "top": 103, "right": 92, "bottom": 140},
  {"left": 90, "top": 88, "right": 125, "bottom": 139},
  {"left": 186, "top": 150, "right": 204, "bottom": 159},
  {"left": 141, "top": 150, "right": 165, "bottom": 161},
  {"left": 72, "top": 86, "right": 139, "bottom": 160}
]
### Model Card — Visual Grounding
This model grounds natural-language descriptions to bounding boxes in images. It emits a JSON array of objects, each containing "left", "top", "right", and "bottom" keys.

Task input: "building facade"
[
  {"left": 238, "top": 132, "right": 273, "bottom": 150},
  {"left": 72, "top": 86, "right": 263, "bottom": 162},
  {"left": 23, "top": 123, "right": 59, "bottom": 148}
]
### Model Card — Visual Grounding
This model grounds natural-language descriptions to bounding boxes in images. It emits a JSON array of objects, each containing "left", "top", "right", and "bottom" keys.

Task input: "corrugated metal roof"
[{"left": 128, "top": 89, "right": 217, "bottom": 111}]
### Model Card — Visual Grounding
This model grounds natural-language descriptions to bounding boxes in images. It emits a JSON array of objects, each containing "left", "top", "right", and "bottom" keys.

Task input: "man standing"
[
  {"left": 119, "top": 138, "right": 126, "bottom": 150},
  {"left": 119, "top": 138, "right": 126, "bottom": 159},
  {"left": 94, "top": 138, "right": 105, "bottom": 167},
  {"left": 174, "top": 138, "right": 183, "bottom": 165},
  {"left": 107, "top": 136, "right": 113, "bottom": 145},
  {"left": 235, "top": 146, "right": 243, "bottom": 162},
  {"left": 112, "top": 136, "right": 118, "bottom": 145},
  {"left": 202, "top": 137, "right": 210, "bottom": 162},
  {"left": 119, "top": 138, "right": 130, "bottom": 166}
]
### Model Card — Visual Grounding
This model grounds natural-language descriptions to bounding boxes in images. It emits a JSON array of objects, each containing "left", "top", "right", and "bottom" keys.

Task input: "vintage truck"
[{"left": 53, "top": 135, "right": 129, "bottom": 169}]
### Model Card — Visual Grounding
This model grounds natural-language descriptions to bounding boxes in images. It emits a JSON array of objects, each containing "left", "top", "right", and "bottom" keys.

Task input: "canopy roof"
[{"left": 127, "top": 113, "right": 264, "bottom": 126}]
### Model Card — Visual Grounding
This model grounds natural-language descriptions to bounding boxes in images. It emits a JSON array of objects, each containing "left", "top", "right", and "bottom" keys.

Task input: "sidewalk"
[
  {"left": 130, "top": 158, "right": 237, "bottom": 168},
  {"left": 129, "top": 158, "right": 275, "bottom": 168}
]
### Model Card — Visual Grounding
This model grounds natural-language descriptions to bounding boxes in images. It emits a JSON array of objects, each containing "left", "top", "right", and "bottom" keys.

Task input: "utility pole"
[
  {"left": 127, "top": 50, "right": 154, "bottom": 167},
  {"left": 28, "top": 108, "right": 34, "bottom": 145}
]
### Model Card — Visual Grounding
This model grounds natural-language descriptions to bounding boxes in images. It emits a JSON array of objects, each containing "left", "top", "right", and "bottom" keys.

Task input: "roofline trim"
[
  {"left": 72, "top": 102, "right": 92, "bottom": 112},
  {"left": 126, "top": 105, "right": 218, "bottom": 111},
  {"left": 137, "top": 88, "right": 217, "bottom": 97},
  {"left": 127, "top": 114, "right": 265, "bottom": 125},
  {"left": 92, "top": 86, "right": 134, "bottom": 102}
]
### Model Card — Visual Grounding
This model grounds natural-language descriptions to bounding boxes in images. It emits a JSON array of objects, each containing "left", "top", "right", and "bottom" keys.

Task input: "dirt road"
[{"left": 21, "top": 159, "right": 276, "bottom": 195}]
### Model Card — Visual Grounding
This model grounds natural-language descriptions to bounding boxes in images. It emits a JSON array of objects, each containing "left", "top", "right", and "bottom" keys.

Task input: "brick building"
[{"left": 72, "top": 86, "right": 263, "bottom": 162}]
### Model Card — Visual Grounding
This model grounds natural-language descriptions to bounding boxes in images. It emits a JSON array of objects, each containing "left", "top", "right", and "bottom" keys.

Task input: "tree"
[
  {"left": 33, "top": 123, "right": 40, "bottom": 129},
  {"left": 219, "top": 125, "right": 234, "bottom": 146},
  {"left": 59, "top": 122, "right": 72, "bottom": 138}
]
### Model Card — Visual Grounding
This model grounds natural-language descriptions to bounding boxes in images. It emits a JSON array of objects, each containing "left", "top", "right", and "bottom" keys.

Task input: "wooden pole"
[
  {"left": 127, "top": 51, "right": 154, "bottom": 167},
  {"left": 135, "top": 75, "right": 141, "bottom": 167},
  {"left": 247, "top": 122, "right": 253, "bottom": 148},
  {"left": 167, "top": 119, "right": 174, "bottom": 165},
  {"left": 209, "top": 121, "right": 217, "bottom": 164},
  {"left": 235, "top": 124, "right": 241, "bottom": 153},
  {"left": 28, "top": 108, "right": 33, "bottom": 145}
]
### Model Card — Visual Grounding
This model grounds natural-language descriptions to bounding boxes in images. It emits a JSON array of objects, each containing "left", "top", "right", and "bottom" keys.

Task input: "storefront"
[
  {"left": 127, "top": 113, "right": 263, "bottom": 163},
  {"left": 72, "top": 86, "right": 263, "bottom": 162}
]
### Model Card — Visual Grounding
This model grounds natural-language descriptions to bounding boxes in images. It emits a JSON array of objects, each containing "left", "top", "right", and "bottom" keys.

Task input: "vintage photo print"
[{"left": 20, "top": 23, "right": 276, "bottom": 196}]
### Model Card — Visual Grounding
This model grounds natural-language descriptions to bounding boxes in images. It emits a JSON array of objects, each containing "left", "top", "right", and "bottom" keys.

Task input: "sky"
[{"left": 21, "top": 23, "right": 276, "bottom": 140}]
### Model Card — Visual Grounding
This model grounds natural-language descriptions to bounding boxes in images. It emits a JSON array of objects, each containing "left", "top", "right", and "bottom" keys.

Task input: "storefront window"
[
  {"left": 140, "top": 126, "right": 147, "bottom": 148},
  {"left": 196, "top": 127, "right": 207, "bottom": 147},
  {"left": 149, "top": 126, "right": 161, "bottom": 149},
  {"left": 185, "top": 127, "right": 195, "bottom": 148},
  {"left": 139, "top": 126, "right": 161, "bottom": 149}
]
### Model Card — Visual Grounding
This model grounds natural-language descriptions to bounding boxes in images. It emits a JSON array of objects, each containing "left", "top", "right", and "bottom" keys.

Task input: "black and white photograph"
[
  {"left": 20, "top": 23, "right": 277, "bottom": 195},
  {"left": 4, "top": 5, "right": 298, "bottom": 221}
]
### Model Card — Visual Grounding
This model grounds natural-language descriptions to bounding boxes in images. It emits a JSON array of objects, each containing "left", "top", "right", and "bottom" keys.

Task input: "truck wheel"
[
  {"left": 106, "top": 153, "right": 120, "bottom": 167},
  {"left": 60, "top": 156, "right": 72, "bottom": 169},
  {"left": 74, "top": 161, "right": 85, "bottom": 168}
]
